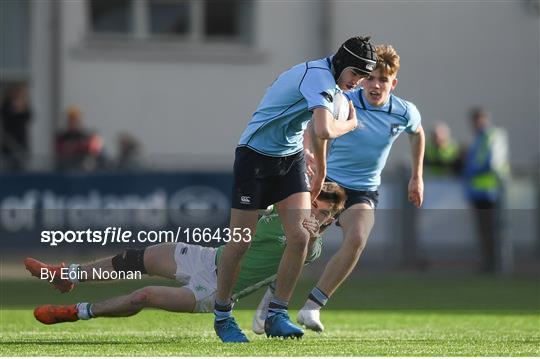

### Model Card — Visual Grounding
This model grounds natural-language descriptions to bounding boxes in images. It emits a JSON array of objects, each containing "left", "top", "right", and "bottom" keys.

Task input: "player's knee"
[
  {"left": 285, "top": 227, "right": 310, "bottom": 250},
  {"left": 289, "top": 225, "right": 311, "bottom": 242},
  {"left": 345, "top": 233, "right": 368, "bottom": 254},
  {"left": 130, "top": 287, "right": 155, "bottom": 307}
]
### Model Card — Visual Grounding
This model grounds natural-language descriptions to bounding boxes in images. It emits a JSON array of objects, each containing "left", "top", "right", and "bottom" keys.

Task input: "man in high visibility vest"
[{"left": 464, "top": 107, "right": 510, "bottom": 272}]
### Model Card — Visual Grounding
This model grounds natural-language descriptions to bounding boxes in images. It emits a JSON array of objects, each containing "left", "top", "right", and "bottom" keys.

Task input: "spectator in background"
[
  {"left": 424, "top": 122, "right": 461, "bottom": 175},
  {"left": 116, "top": 132, "right": 141, "bottom": 170},
  {"left": 55, "top": 106, "right": 104, "bottom": 171},
  {"left": 1, "top": 85, "right": 32, "bottom": 170},
  {"left": 463, "top": 107, "right": 510, "bottom": 273}
]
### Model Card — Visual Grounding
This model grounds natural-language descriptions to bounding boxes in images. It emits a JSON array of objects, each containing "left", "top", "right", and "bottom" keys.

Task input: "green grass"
[
  {"left": 1, "top": 309, "right": 539, "bottom": 356},
  {"left": 2, "top": 275, "right": 539, "bottom": 310},
  {"left": 1, "top": 275, "right": 539, "bottom": 356}
]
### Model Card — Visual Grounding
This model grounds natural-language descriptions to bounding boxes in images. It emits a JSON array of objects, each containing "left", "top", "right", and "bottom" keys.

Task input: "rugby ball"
[{"left": 333, "top": 92, "right": 350, "bottom": 121}]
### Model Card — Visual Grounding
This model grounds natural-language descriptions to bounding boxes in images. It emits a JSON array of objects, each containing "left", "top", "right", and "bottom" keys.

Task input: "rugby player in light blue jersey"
[
  {"left": 258, "top": 44, "right": 425, "bottom": 333},
  {"left": 215, "top": 37, "right": 378, "bottom": 342}
]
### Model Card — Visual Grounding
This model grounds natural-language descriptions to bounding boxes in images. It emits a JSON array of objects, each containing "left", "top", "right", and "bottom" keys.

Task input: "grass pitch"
[{"left": 1, "top": 275, "right": 539, "bottom": 356}]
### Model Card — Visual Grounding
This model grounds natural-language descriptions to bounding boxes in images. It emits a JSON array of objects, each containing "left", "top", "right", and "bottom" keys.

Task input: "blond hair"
[{"left": 376, "top": 44, "right": 400, "bottom": 76}]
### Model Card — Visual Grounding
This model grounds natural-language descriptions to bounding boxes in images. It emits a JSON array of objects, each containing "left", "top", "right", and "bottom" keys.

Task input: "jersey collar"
[{"left": 359, "top": 88, "right": 393, "bottom": 114}]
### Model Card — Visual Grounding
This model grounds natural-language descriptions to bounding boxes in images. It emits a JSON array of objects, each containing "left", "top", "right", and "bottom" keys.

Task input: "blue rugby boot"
[
  {"left": 264, "top": 312, "right": 304, "bottom": 339},
  {"left": 214, "top": 317, "right": 249, "bottom": 343}
]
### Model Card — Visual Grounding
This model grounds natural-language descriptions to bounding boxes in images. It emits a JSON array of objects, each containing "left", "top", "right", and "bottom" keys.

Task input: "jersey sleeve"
[
  {"left": 259, "top": 205, "right": 274, "bottom": 217},
  {"left": 299, "top": 67, "right": 335, "bottom": 113},
  {"left": 405, "top": 102, "right": 422, "bottom": 133},
  {"left": 305, "top": 236, "right": 323, "bottom": 263}
]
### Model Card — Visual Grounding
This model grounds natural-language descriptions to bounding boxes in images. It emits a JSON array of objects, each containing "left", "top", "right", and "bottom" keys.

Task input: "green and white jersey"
[{"left": 215, "top": 207, "right": 322, "bottom": 299}]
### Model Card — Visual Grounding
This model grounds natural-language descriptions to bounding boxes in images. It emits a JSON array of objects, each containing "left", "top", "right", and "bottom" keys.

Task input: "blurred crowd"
[{"left": 0, "top": 85, "right": 141, "bottom": 172}]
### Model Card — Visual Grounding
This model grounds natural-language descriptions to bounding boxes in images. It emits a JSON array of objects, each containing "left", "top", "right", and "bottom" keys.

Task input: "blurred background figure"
[
  {"left": 463, "top": 107, "right": 510, "bottom": 273},
  {"left": 424, "top": 122, "right": 461, "bottom": 176},
  {"left": 1, "top": 85, "right": 32, "bottom": 170},
  {"left": 55, "top": 106, "right": 105, "bottom": 171},
  {"left": 116, "top": 132, "right": 141, "bottom": 170}
]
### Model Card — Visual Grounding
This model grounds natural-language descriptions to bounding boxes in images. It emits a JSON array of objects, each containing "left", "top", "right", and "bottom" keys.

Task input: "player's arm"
[
  {"left": 407, "top": 125, "right": 425, "bottom": 207},
  {"left": 301, "top": 67, "right": 358, "bottom": 140},
  {"left": 303, "top": 122, "right": 316, "bottom": 177},
  {"left": 308, "top": 117, "right": 327, "bottom": 199},
  {"left": 312, "top": 104, "right": 357, "bottom": 140},
  {"left": 309, "top": 106, "right": 358, "bottom": 198}
]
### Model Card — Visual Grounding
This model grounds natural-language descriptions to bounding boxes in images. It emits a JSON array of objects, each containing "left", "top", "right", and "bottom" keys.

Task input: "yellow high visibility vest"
[{"left": 470, "top": 129, "right": 509, "bottom": 194}]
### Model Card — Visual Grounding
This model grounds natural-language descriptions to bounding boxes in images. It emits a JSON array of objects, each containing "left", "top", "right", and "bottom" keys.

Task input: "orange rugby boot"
[
  {"left": 24, "top": 257, "right": 74, "bottom": 293},
  {"left": 34, "top": 304, "right": 79, "bottom": 325}
]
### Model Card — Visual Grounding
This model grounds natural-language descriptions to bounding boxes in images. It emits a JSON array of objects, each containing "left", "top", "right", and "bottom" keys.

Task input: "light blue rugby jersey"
[
  {"left": 326, "top": 88, "right": 421, "bottom": 191},
  {"left": 238, "top": 57, "right": 340, "bottom": 156}
]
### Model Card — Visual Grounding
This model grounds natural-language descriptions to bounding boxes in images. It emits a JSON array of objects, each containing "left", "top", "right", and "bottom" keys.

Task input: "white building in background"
[{"left": 1, "top": 0, "right": 539, "bottom": 171}]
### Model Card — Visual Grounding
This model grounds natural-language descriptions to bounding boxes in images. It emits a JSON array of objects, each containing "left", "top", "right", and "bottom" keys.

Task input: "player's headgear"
[{"left": 332, "top": 36, "right": 377, "bottom": 81}]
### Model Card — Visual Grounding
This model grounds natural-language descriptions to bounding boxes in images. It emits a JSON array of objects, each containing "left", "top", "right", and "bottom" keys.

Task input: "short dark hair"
[{"left": 470, "top": 107, "right": 489, "bottom": 120}]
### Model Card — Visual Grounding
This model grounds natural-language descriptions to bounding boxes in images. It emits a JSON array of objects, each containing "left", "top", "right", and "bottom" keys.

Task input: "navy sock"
[
  {"left": 214, "top": 300, "right": 232, "bottom": 322},
  {"left": 267, "top": 297, "right": 288, "bottom": 318},
  {"left": 307, "top": 287, "right": 329, "bottom": 308}
]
